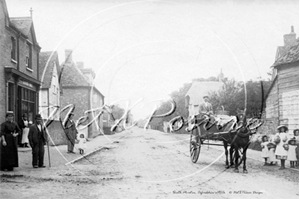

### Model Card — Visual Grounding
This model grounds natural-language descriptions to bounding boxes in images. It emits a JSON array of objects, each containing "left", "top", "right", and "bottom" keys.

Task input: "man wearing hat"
[
  {"left": 199, "top": 95, "right": 213, "bottom": 116},
  {"left": 0, "top": 111, "right": 20, "bottom": 171},
  {"left": 64, "top": 113, "right": 78, "bottom": 154},
  {"left": 199, "top": 95, "right": 220, "bottom": 128},
  {"left": 28, "top": 114, "right": 48, "bottom": 168}
]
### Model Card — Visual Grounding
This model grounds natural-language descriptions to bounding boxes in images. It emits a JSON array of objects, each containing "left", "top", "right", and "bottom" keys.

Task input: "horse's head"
[{"left": 234, "top": 108, "right": 263, "bottom": 134}]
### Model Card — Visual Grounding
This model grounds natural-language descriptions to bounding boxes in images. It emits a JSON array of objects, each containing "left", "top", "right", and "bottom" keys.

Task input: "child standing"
[
  {"left": 274, "top": 125, "right": 289, "bottom": 170},
  {"left": 261, "top": 135, "right": 269, "bottom": 166},
  {"left": 293, "top": 129, "right": 299, "bottom": 167},
  {"left": 77, "top": 133, "right": 87, "bottom": 155},
  {"left": 287, "top": 138, "right": 297, "bottom": 168},
  {"left": 267, "top": 135, "right": 277, "bottom": 165}
]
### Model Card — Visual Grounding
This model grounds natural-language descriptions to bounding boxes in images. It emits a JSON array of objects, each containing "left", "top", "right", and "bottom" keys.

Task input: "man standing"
[
  {"left": 65, "top": 113, "right": 78, "bottom": 153},
  {"left": 0, "top": 111, "right": 20, "bottom": 171},
  {"left": 28, "top": 114, "right": 48, "bottom": 168}
]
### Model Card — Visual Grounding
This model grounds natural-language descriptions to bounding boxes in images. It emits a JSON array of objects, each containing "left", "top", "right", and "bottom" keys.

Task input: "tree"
[
  {"left": 235, "top": 80, "right": 272, "bottom": 117},
  {"left": 209, "top": 78, "right": 243, "bottom": 115},
  {"left": 210, "top": 79, "right": 272, "bottom": 117}
]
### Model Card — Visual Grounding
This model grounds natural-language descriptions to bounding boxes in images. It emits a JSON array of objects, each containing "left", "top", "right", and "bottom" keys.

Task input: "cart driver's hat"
[
  {"left": 6, "top": 111, "right": 14, "bottom": 117},
  {"left": 203, "top": 95, "right": 209, "bottom": 99},
  {"left": 277, "top": 125, "right": 288, "bottom": 131}
]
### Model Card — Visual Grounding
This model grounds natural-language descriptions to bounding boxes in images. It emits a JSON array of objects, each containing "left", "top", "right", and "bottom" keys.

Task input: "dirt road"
[{"left": 0, "top": 127, "right": 298, "bottom": 199}]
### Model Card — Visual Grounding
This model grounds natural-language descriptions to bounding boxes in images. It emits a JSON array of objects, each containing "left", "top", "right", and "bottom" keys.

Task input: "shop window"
[{"left": 20, "top": 87, "right": 36, "bottom": 122}]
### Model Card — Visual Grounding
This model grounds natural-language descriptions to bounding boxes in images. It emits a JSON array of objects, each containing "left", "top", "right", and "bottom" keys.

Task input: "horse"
[
  {"left": 222, "top": 112, "right": 263, "bottom": 173},
  {"left": 168, "top": 111, "right": 263, "bottom": 173}
]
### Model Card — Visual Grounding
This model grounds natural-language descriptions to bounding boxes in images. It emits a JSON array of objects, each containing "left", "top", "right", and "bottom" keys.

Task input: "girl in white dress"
[
  {"left": 261, "top": 135, "right": 269, "bottom": 166},
  {"left": 77, "top": 133, "right": 87, "bottom": 155},
  {"left": 267, "top": 135, "right": 277, "bottom": 165},
  {"left": 274, "top": 125, "right": 289, "bottom": 170},
  {"left": 287, "top": 138, "right": 297, "bottom": 168}
]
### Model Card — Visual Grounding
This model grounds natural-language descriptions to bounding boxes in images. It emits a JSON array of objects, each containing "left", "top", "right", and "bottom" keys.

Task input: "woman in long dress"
[
  {"left": 274, "top": 125, "right": 289, "bottom": 170},
  {"left": 0, "top": 111, "right": 20, "bottom": 171}
]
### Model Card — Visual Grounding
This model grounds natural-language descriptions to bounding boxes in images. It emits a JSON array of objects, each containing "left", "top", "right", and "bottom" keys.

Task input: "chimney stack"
[
  {"left": 76, "top": 62, "right": 84, "bottom": 69},
  {"left": 283, "top": 26, "right": 296, "bottom": 47},
  {"left": 65, "top": 49, "right": 73, "bottom": 63}
]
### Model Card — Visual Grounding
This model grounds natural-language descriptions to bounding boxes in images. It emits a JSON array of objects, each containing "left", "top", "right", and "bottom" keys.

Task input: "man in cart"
[{"left": 198, "top": 95, "right": 221, "bottom": 129}]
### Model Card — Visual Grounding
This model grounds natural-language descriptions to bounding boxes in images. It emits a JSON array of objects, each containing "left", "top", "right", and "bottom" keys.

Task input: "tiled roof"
[
  {"left": 60, "top": 62, "right": 91, "bottom": 87},
  {"left": 10, "top": 17, "right": 32, "bottom": 36},
  {"left": 39, "top": 51, "right": 60, "bottom": 89},
  {"left": 185, "top": 81, "right": 223, "bottom": 105},
  {"left": 273, "top": 39, "right": 299, "bottom": 67}
]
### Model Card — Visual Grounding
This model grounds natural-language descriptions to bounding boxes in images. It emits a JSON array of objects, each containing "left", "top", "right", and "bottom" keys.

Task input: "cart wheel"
[{"left": 190, "top": 127, "right": 201, "bottom": 163}]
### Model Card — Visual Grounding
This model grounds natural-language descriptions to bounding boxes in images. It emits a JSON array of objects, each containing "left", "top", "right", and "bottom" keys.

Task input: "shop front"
[{"left": 5, "top": 67, "right": 40, "bottom": 123}]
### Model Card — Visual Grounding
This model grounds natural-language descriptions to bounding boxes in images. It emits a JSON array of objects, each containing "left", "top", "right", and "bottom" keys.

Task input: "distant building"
[
  {"left": 60, "top": 50, "right": 105, "bottom": 138},
  {"left": 39, "top": 51, "right": 66, "bottom": 145},
  {"left": 39, "top": 51, "right": 61, "bottom": 119},
  {"left": 185, "top": 73, "right": 224, "bottom": 117},
  {"left": 261, "top": 26, "right": 299, "bottom": 136},
  {"left": 0, "top": 0, "right": 41, "bottom": 122}
]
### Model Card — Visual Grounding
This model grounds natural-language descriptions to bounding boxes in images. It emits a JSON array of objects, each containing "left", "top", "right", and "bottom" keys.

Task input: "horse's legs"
[
  {"left": 224, "top": 141, "right": 229, "bottom": 168},
  {"left": 234, "top": 146, "right": 239, "bottom": 173},
  {"left": 229, "top": 145, "right": 234, "bottom": 167},
  {"left": 243, "top": 150, "right": 248, "bottom": 173},
  {"left": 243, "top": 145, "right": 250, "bottom": 173}
]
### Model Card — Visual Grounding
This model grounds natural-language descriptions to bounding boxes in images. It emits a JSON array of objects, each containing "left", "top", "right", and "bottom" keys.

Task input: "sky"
[{"left": 6, "top": 0, "right": 299, "bottom": 120}]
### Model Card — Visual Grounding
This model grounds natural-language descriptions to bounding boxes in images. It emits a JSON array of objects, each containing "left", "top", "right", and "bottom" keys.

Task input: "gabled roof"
[
  {"left": 185, "top": 81, "right": 223, "bottom": 105},
  {"left": 39, "top": 51, "right": 60, "bottom": 89},
  {"left": 60, "top": 62, "right": 105, "bottom": 97},
  {"left": 273, "top": 38, "right": 299, "bottom": 68},
  {"left": 10, "top": 17, "right": 32, "bottom": 35},
  {"left": 60, "top": 61, "right": 92, "bottom": 87},
  {"left": 9, "top": 17, "right": 39, "bottom": 47}
]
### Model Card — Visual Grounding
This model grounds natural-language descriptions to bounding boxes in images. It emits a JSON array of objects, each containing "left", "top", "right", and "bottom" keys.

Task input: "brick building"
[
  {"left": 39, "top": 51, "right": 66, "bottom": 145},
  {"left": 60, "top": 50, "right": 104, "bottom": 138},
  {"left": 0, "top": 0, "right": 41, "bottom": 123},
  {"left": 260, "top": 27, "right": 299, "bottom": 137}
]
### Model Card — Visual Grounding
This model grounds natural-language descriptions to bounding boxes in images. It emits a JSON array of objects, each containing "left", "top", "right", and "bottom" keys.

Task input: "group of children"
[{"left": 261, "top": 126, "right": 299, "bottom": 169}]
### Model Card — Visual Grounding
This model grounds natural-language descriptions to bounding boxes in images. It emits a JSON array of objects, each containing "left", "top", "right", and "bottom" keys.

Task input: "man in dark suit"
[
  {"left": 65, "top": 113, "right": 78, "bottom": 153},
  {"left": 28, "top": 114, "right": 48, "bottom": 168}
]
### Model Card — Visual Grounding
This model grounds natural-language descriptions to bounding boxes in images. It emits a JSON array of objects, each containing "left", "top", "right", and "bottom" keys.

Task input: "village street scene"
[{"left": 0, "top": 0, "right": 299, "bottom": 198}]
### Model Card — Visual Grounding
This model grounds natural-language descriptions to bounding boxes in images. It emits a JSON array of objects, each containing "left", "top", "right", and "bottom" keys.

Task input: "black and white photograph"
[{"left": 0, "top": 0, "right": 298, "bottom": 198}]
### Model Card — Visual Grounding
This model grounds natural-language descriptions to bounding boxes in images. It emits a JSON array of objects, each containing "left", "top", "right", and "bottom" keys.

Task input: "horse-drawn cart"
[{"left": 170, "top": 113, "right": 263, "bottom": 173}]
